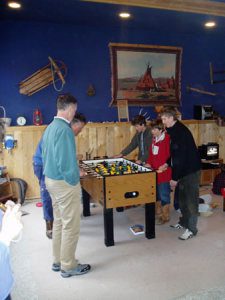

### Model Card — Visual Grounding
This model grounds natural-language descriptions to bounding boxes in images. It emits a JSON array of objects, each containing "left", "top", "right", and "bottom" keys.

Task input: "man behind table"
[
  {"left": 114, "top": 115, "right": 152, "bottom": 164},
  {"left": 42, "top": 93, "right": 91, "bottom": 277}
]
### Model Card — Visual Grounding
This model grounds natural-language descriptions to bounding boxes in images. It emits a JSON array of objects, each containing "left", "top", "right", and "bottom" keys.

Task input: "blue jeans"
[
  {"left": 33, "top": 163, "right": 53, "bottom": 221},
  {"left": 157, "top": 182, "right": 171, "bottom": 206}
]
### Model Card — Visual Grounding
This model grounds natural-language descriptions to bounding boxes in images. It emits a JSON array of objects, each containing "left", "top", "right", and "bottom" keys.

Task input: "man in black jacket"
[{"left": 160, "top": 107, "right": 201, "bottom": 240}]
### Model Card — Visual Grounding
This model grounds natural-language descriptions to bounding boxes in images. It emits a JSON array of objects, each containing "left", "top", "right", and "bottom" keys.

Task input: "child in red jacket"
[{"left": 146, "top": 120, "right": 171, "bottom": 224}]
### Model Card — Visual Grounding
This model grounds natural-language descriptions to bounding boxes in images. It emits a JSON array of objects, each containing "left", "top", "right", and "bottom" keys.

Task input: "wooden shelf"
[{"left": 200, "top": 158, "right": 223, "bottom": 185}]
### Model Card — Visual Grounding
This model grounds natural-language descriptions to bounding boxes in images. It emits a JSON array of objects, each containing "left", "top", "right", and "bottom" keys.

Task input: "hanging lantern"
[{"left": 33, "top": 108, "right": 43, "bottom": 126}]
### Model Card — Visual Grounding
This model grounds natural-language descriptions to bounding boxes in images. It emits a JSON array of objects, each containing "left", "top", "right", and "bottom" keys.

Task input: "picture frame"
[{"left": 109, "top": 43, "right": 182, "bottom": 107}]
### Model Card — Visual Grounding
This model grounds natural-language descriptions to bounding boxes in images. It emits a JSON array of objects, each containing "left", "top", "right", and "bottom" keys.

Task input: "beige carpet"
[{"left": 10, "top": 186, "right": 225, "bottom": 300}]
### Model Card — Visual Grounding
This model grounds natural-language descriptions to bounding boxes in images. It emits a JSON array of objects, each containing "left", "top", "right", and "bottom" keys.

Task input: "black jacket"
[{"left": 166, "top": 121, "right": 201, "bottom": 181}]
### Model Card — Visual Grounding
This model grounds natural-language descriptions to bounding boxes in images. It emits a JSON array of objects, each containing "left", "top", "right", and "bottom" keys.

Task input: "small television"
[{"left": 198, "top": 143, "right": 219, "bottom": 160}]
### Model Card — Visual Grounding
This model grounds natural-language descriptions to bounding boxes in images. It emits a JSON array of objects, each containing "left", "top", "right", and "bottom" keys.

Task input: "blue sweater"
[
  {"left": 42, "top": 118, "right": 79, "bottom": 186},
  {"left": 33, "top": 137, "right": 43, "bottom": 166}
]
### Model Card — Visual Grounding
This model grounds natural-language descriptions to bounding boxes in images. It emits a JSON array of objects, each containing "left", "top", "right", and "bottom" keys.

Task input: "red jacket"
[{"left": 146, "top": 131, "right": 171, "bottom": 184}]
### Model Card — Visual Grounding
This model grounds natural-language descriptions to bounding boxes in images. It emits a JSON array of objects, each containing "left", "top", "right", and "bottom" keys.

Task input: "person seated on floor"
[
  {"left": 0, "top": 201, "right": 23, "bottom": 300},
  {"left": 212, "top": 164, "right": 225, "bottom": 195}
]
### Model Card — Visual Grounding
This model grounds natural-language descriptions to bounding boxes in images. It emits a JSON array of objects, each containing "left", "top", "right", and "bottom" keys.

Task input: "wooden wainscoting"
[
  {"left": 2, "top": 120, "right": 225, "bottom": 199},
  {"left": 3, "top": 125, "right": 46, "bottom": 199}
]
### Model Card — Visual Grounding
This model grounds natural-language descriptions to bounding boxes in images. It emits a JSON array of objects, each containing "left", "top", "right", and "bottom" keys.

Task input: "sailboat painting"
[{"left": 109, "top": 43, "right": 182, "bottom": 106}]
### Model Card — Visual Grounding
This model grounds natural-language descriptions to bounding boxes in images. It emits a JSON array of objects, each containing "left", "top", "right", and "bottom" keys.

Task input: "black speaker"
[{"left": 193, "top": 105, "right": 213, "bottom": 120}]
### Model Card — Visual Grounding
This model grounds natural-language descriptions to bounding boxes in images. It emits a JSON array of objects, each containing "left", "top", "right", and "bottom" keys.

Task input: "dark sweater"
[
  {"left": 166, "top": 121, "right": 201, "bottom": 181},
  {"left": 121, "top": 127, "right": 152, "bottom": 163}
]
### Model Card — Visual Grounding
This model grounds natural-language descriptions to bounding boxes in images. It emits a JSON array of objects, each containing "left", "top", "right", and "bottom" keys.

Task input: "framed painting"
[{"left": 109, "top": 43, "right": 182, "bottom": 107}]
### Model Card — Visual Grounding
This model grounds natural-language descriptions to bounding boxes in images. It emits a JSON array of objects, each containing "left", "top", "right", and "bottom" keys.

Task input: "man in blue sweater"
[
  {"left": 42, "top": 94, "right": 91, "bottom": 277},
  {"left": 33, "top": 113, "right": 87, "bottom": 239}
]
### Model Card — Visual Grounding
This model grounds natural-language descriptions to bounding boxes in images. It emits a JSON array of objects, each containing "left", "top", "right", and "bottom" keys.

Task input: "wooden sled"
[{"left": 19, "top": 56, "right": 67, "bottom": 96}]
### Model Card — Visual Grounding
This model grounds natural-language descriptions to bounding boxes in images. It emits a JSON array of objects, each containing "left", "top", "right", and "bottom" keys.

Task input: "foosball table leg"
[
  {"left": 82, "top": 188, "right": 91, "bottom": 217},
  {"left": 104, "top": 208, "right": 114, "bottom": 246},
  {"left": 145, "top": 203, "right": 155, "bottom": 239}
]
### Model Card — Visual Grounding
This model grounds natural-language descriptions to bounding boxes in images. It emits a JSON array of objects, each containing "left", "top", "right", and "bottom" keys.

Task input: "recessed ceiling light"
[
  {"left": 119, "top": 12, "right": 131, "bottom": 19},
  {"left": 8, "top": 2, "right": 21, "bottom": 9},
  {"left": 205, "top": 21, "right": 216, "bottom": 28}
]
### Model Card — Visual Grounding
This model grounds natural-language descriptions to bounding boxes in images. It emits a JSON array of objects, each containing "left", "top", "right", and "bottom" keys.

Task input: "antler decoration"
[{"left": 138, "top": 108, "right": 151, "bottom": 120}]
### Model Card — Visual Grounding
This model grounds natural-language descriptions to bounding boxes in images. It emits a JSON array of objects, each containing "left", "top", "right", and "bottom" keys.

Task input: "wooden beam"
[
  {"left": 186, "top": 86, "right": 217, "bottom": 96},
  {"left": 82, "top": 0, "right": 225, "bottom": 17}
]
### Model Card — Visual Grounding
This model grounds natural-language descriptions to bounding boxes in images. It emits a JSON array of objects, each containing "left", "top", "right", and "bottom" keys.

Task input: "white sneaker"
[
  {"left": 179, "top": 229, "right": 194, "bottom": 240},
  {"left": 170, "top": 223, "right": 183, "bottom": 229}
]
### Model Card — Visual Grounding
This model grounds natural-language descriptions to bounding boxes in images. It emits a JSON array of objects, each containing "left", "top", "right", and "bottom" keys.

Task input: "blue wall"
[{"left": 1, "top": 20, "right": 225, "bottom": 125}]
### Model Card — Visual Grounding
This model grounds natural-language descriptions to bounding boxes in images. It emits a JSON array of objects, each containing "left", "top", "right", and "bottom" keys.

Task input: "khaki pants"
[{"left": 45, "top": 177, "right": 81, "bottom": 271}]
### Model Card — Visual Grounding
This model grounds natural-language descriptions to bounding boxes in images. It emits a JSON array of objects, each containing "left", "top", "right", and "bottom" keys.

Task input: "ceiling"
[{"left": 1, "top": 0, "right": 225, "bottom": 35}]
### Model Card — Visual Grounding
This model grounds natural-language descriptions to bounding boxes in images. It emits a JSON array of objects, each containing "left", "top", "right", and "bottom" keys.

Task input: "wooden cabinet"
[
  {"left": 200, "top": 159, "right": 223, "bottom": 185},
  {"left": 0, "top": 173, "right": 13, "bottom": 203},
  {"left": 200, "top": 168, "right": 221, "bottom": 185}
]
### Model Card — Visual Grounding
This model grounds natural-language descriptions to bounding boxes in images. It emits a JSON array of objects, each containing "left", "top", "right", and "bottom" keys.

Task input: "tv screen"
[
  {"left": 198, "top": 143, "right": 219, "bottom": 160},
  {"left": 207, "top": 146, "right": 218, "bottom": 156}
]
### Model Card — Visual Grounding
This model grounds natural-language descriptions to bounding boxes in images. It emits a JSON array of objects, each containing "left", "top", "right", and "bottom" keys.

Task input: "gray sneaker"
[
  {"left": 179, "top": 229, "right": 194, "bottom": 240},
  {"left": 61, "top": 264, "right": 91, "bottom": 278},
  {"left": 170, "top": 223, "right": 183, "bottom": 229},
  {"left": 52, "top": 263, "right": 61, "bottom": 272}
]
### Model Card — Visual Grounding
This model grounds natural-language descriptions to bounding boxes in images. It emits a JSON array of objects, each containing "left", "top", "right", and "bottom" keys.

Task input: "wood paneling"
[
  {"left": 218, "top": 126, "right": 225, "bottom": 163},
  {"left": 83, "top": 0, "right": 225, "bottom": 17},
  {"left": 3, "top": 120, "right": 225, "bottom": 199},
  {"left": 4, "top": 126, "right": 46, "bottom": 199},
  {"left": 197, "top": 121, "right": 219, "bottom": 145}
]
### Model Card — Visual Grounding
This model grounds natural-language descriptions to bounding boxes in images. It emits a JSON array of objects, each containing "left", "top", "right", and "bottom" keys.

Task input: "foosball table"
[{"left": 80, "top": 158, "right": 156, "bottom": 246}]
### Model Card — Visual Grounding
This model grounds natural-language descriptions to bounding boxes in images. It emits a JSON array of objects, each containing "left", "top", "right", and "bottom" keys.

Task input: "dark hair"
[
  {"left": 131, "top": 115, "right": 146, "bottom": 126},
  {"left": 151, "top": 119, "right": 164, "bottom": 130},
  {"left": 160, "top": 106, "right": 178, "bottom": 120},
  {"left": 71, "top": 112, "right": 87, "bottom": 125},
  {"left": 57, "top": 93, "right": 77, "bottom": 110}
]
